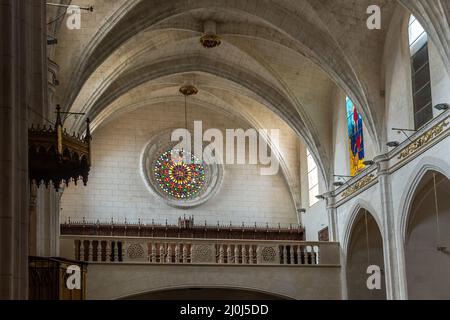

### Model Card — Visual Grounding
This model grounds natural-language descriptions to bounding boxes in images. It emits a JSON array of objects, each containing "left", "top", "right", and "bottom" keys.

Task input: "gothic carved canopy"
[{"left": 28, "top": 106, "right": 92, "bottom": 190}]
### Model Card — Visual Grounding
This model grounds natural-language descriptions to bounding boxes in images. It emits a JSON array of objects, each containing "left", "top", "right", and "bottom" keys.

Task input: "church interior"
[{"left": 1, "top": 0, "right": 449, "bottom": 300}]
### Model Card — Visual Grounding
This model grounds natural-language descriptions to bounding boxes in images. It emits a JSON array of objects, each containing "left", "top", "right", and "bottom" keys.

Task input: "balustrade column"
[
  {"left": 315, "top": 246, "right": 320, "bottom": 264},
  {"left": 160, "top": 244, "right": 165, "bottom": 263},
  {"left": 234, "top": 245, "right": 240, "bottom": 264},
  {"left": 88, "top": 241, "right": 93, "bottom": 262},
  {"left": 151, "top": 243, "right": 156, "bottom": 263},
  {"left": 113, "top": 241, "right": 119, "bottom": 262},
  {"left": 182, "top": 244, "right": 188, "bottom": 263},
  {"left": 79, "top": 241, "right": 85, "bottom": 261},
  {"left": 218, "top": 245, "right": 224, "bottom": 264},
  {"left": 105, "top": 241, "right": 111, "bottom": 262},
  {"left": 249, "top": 246, "right": 254, "bottom": 264},
  {"left": 290, "top": 245, "right": 295, "bottom": 265},
  {"left": 175, "top": 244, "right": 180, "bottom": 263},
  {"left": 241, "top": 245, "right": 247, "bottom": 264},
  {"left": 166, "top": 244, "right": 172, "bottom": 263},
  {"left": 227, "top": 245, "right": 232, "bottom": 264}
]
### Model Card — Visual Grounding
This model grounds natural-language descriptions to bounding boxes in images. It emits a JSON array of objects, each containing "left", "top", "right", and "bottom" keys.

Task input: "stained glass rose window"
[
  {"left": 153, "top": 150, "right": 206, "bottom": 199},
  {"left": 141, "top": 133, "right": 223, "bottom": 208}
]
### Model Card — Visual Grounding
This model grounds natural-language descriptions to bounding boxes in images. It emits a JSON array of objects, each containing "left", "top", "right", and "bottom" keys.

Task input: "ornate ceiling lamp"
[
  {"left": 28, "top": 105, "right": 92, "bottom": 190},
  {"left": 179, "top": 83, "right": 199, "bottom": 97},
  {"left": 200, "top": 20, "right": 221, "bottom": 49}
]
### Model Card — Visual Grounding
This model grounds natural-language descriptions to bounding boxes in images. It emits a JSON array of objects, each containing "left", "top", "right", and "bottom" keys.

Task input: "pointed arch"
[
  {"left": 344, "top": 205, "right": 386, "bottom": 300},
  {"left": 342, "top": 200, "right": 383, "bottom": 256},
  {"left": 397, "top": 156, "right": 450, "bottom": 245}
]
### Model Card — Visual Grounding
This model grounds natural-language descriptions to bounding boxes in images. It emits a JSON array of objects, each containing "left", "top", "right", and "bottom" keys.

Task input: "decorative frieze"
[
  {"left": 342, "top": 174, "right": 376, "bottom": 199},
  {"left": 398, "top": 117, "right": 449, "bottom": 160}
]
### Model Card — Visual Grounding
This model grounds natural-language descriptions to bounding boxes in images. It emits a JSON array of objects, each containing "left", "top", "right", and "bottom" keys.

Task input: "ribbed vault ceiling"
[{"left": 50, "top": 0, "right": 450, "bottom": 184}]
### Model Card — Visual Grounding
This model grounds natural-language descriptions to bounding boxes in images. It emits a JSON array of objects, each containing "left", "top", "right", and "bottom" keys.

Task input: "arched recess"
[
  {"left": 120, "top": 286, "right": 292, "bottom": 300},
  {"left": 346, "top": 209, "right": 386, "bottom": 300},
  {"left": 93, "top": 97, "right": 302, "bottom": 216},
  {"left": 404, "top": 170, "right": 450, "bottom": 299}
]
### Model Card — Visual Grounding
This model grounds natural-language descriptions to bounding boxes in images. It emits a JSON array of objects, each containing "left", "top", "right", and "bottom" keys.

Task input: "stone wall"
[
  {"left": 60, "top": 103, "right": 299, "bottom": 227},
  {"left": 85, "top": 263, "right": 342, "bottom": 300}
]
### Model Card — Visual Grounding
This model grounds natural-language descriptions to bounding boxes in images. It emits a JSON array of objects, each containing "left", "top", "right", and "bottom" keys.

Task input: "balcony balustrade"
[{"left": 60, "top": 235, "right": 340, "bottom": 266}]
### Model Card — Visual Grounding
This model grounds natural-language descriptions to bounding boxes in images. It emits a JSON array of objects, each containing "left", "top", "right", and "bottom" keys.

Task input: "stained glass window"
[
  {"left": 346, "top": 97, "right": 365, "bottom": 176},
  {"left": 153, "top": 150, "right": 206, "bottom": 199}
]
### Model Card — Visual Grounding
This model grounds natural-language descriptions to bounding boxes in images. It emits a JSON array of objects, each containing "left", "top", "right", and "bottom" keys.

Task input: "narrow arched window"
[
  {"left": 306, "top": 149, "right": 319, "bottom": 207},
  {"left": 409, "top": 15, "right": 432, "bottom": 129}
]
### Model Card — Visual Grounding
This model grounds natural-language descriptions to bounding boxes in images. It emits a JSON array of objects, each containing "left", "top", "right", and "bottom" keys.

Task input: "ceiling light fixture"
[
  {"left": 200, "top": 20, "right": 221, "bottom": 49},
  {"left": 333, "top": 181, "right": 345, "bottom": 187},
  {"left": 333, "top": 175, "right": 351, "bottom": 188},
  {"left": 387, "top": 141, "right": 400, "bottom": 148}
]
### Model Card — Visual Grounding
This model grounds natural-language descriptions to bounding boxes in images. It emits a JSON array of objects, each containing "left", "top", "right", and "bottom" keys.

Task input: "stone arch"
[
  {"left": 84, "top": 264, "right": 340, "bottom": 300},
  {"left": 345, "top": 207, "right": 386, "bottom": 300},
  {"left": 395, "top": 157, "right": 450, "bottom": 299},
  {"left": 397, "top": 157, "right": 450, "bottom": 245},
  {"left": 342, "top": 200, "right": 383, "bottom": 256},
  {"left": 94, "top": 97, "right": 302, "bottom": 219},
  {"left": 117, "top": 285, "right": 294, "bottom": 300},
  {"left": 395, "top": 157, "right": 450, "bottom": 298},
  {"left": 72, "top": 56, "right": 331, "bottom": 189},
  {"left": 403, "top": 170, "right": 450, "bottom": 299}
]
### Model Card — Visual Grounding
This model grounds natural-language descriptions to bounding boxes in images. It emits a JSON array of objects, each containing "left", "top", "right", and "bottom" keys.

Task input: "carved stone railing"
[{"left": 60, "top": 236, "right": 340, "bottom": 266}]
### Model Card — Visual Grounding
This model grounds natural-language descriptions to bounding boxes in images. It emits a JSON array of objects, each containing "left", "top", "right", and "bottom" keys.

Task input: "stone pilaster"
[
  {"left": 375, "top": 155, "right": 407, "bottom": 300},
  {"left": 0, "top": 0, "right": 47, "bottom": 299},
  {"left": 326, "top": 195, "right": 338, "bottom": 242}
]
